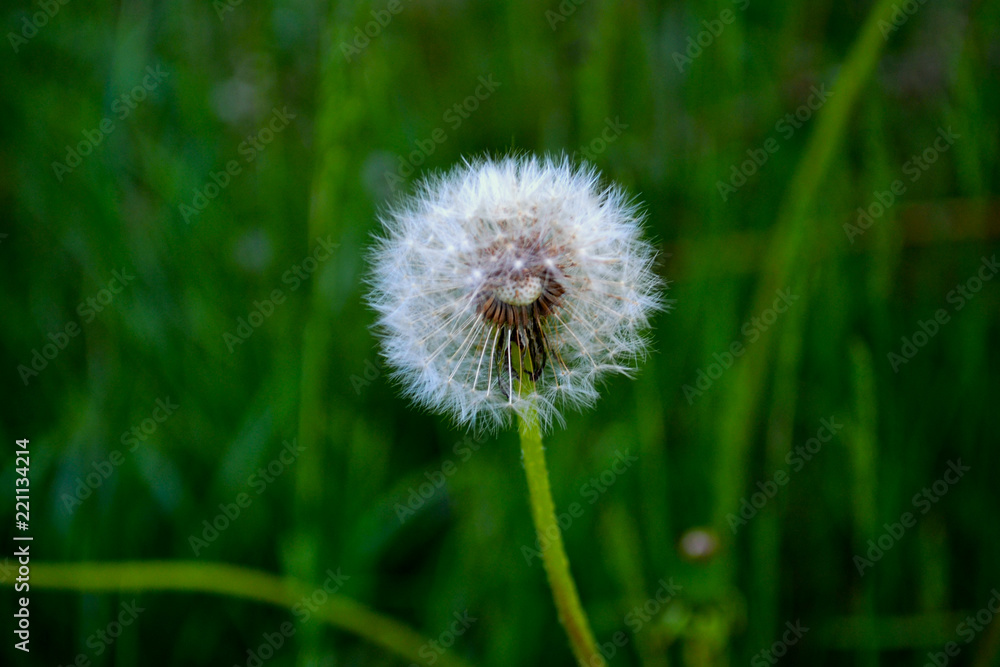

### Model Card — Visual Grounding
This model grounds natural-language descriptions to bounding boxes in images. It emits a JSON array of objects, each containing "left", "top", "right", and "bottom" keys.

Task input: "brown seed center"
[{"left": 495, "top": 274, "right": 543, "bottom": 307}]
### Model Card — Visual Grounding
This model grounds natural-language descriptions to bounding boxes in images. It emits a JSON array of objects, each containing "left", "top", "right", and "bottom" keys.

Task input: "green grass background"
[{"left": 2, "top": 0, "right": 999, "bottom": 665}]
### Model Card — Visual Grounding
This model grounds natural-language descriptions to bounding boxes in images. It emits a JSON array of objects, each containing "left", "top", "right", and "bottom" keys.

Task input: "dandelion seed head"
[{"left": 367, "top": 155, "right": 665, "bottom": 432}]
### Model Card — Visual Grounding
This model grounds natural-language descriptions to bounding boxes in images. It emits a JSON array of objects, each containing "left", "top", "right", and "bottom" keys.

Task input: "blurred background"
[{"left": 2, "top": 0, "right": 999, "bottom": 665}]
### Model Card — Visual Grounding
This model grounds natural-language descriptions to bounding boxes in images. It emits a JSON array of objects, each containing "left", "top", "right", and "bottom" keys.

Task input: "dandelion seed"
[{"left": 367, "top": 155, "right": 664, "bottom": 432}]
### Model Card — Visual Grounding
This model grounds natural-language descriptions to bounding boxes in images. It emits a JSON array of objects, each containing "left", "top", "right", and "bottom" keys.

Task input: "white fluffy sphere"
[{"left": 367, "top": 155, "right": 664, "bottom": 431}]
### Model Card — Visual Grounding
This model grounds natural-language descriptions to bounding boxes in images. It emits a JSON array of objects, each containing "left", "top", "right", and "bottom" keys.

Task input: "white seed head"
[{"left": 367, "top": 155, "right": 665, "bottom": 432}]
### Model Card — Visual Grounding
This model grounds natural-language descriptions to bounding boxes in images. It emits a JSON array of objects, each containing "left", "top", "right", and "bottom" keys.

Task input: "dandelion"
[
  {"left": 367, "top": 155, "right": 664, "bottom": 667},
  {"left": 368, "top": 155, "right": 663, "bottom": 432}
]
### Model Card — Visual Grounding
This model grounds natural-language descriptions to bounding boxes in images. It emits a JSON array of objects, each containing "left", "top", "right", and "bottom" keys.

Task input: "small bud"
[{"left": 679, "top": 527, "right": 720, "bottom": 562}]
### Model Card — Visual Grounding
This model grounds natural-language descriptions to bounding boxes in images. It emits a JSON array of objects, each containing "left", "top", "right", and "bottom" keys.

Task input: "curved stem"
[
  {"left": 518, "top": 406, "right": 606, "bottom": 667},
  {"left": 0, "top": 561, "right": 474, "bottom": 667}
]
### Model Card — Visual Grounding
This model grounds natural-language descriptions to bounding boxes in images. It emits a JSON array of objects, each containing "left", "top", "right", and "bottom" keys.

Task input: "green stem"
[
  {"left": 1, "top": 561, "right": 473, "bottom": 667},
  {"left": 518, "top": 406, "right": 606, "bottom": 667}
]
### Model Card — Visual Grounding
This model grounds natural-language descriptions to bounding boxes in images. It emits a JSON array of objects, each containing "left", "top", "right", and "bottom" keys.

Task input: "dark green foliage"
[{"left": 1, "top": 0, "right": 998, "bottom": 665}]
